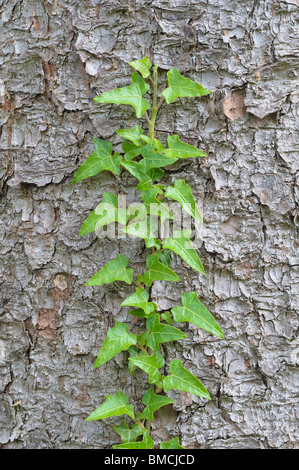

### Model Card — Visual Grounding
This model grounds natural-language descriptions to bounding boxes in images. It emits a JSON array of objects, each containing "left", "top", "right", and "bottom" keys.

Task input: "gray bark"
[{"left": 0, "top": 0, "right": 298, "bottom": 449}]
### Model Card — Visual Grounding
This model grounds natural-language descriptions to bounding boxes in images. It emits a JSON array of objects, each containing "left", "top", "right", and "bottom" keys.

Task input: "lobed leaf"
[
  {"left": 122, "top": 140, "right": 144, "bottom": 161},
  {"left": 86, "top": 390, "right": 134, "bottom": 421},
  {"left": 113, "top": 420, "right": 145, "bottom": 444},
  {"left": 164, "top": 134, "right": 207, "bottom": 159},
  {"left": 121, "top": 287, "right": 157, "bottom": 316},
  {"left": 123, "top": 215, "right": 159, "bottom": 242},
  {"left": 146, "top": 314, "right": 187, "bottom": 351},
  {"left": 161, "top": 311, "right": 172, "bottom": 324},
  {"left": 117, "top": 125, "right": 144, "bottom": 146},
  {"left": 85, "top": 253, "right": 133, "bottom": 286},
  {"left": 172, "top": 292, "right": 224, "bottom": 339},
  {"left": 79, "top": 192, "right": 128, "bottom": 236},
  {"left": 162, "top": 230, "right": 205, "bottom": 274},
  {"left": 165, "top": 179, "right": 203, "bottom": 223},
  {"left": 137, "top": 388, "right": 174, "bottom": 421},
  {"left": 121, "top": 161, "right": 152, "bottom": 190},
  {"left": 139, "top": 144, "right": 177, "bottom": 173},
  {"left": 94, "top": 73, "right": 150, "bottom": 118},
  {"left": 160, "top": 437, "right": 184, "bottom": 449},
  {"left": 138, "top": 253, "right": 180, "bottom": 287},
  {"left": 162, "top": 68, "right": 211, "bottom": 104},
  {"left": 128, "top": 351, "right": 164, "bottom": 385},
  {"left": 113, "top": 431, "right": 154, "bottom": 449},
  {"left": 94, "top": 321, "right": 137, "bottom": 368},
  {"left": 163, "top": 359, "right": 210, "bottom": 399},
  {"left": 72, "top": 138, "right": 122, "bottom": 183},
  {"left": 141, "top": 188, "right": 173, "bottom": 225},
  {"left": 128, "top": 56, "right": 152, "bottom": 78}
]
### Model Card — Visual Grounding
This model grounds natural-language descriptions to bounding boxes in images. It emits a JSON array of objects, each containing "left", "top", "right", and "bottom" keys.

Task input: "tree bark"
[{"left": 0, "top": 0, "right": 298, "bottom": 449}]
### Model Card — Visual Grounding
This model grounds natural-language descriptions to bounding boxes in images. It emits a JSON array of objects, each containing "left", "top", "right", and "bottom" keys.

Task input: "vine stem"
[{"left": 148, "top": 66, "right": 159, "bottom": 139}]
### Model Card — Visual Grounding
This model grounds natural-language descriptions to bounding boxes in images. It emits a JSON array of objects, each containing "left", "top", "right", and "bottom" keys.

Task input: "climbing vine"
[{"left": 72, "top": 56, "right": 224, "bottom": 449}]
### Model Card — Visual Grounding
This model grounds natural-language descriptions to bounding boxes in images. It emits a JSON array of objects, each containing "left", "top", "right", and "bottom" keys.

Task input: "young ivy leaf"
[
  {"left": 79, "top": 192, "right": 128, "bottom": 236},
  {"left": 117, "top": 125, "right": 144, "bottom": 146},
  {"left": 146, "top": 168, "right": 164, "bottom": 181},
  {"left": 139, "top": 144, "right": 177, "bottom": 172},
  {"left": 94, "top": 321, "right": 137, "bottom": 368},
  {"left": 146, "top": 314, "right": 187, "bottom": 351},
  {"left": 137, "top": 388, "right": 174, "bottom": 421},
  {"left": 165, "top": 179, "right": 203, "bottom": 223},
  {"left": 121, "top": 161, "right": 153, "bottom": 190},
  {"left": 113, "top": 420, "right": 145, "bottom": 444},
  {"left": 161, "top": 311, "right": 173, "bottom": 324},
  {"left": 112, "top": 431, "right": 154, "bottom": 449},
  {"left": 162, "top": 229, "right": 205, "bottom": 275},
  {"left": 157, "top": 249, "right": 172, "bottom": 268},
  {"left": 128, "top": 351, "right": 165, "bottom": 385},
  {"left": 94, "top": 72, "right": 150, "bottom": 118},
  {"left": 123, "top": 215, "right": 159, "bottom": 242},
  {"left": 164, "top": 135, "right": 207, "bottom": 159},
  {"left": 141, "top": 188, "right": 173, "bottom": 225},
  {"left": 162, "top": 68, "right": 211, "bottom": 104},
  {"left": 72, "top": 138, "right": 122, "bottom": 183},
  {"left": 138, "top": 253, "right": 180, "bottom": 287},
  {"left": 121, "top": 287, "right": 157, "bottom": 316},
  {"left": 163, "top": 359, "right": 211, "bottom": 399},
  {"left": 122, "top": 141, "right": 144, "bottom": 161},
  {"left": 85, "top": 253, "right": 133, "bottom": 286},
  {"left": 172, "top": 292, "right": 224, "bottom": 339},
  {"left": 160, "top": 437, "right": 184, "bottom": 449},
  {"left": 128, "top": 56, "right": 152, "bottom": 78},
  {"left": 85, "top": 390, "right": 135, "bottom": 421}
]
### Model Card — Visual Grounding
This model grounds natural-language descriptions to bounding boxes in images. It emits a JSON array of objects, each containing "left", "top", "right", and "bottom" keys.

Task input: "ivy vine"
[{"left": 72, "top": 56, "right": 224, "bottom": 449}]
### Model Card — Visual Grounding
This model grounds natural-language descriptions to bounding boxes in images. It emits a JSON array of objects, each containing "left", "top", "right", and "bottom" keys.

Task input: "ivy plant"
[{"left": 72, "top": 57, "right": 224, "bottom": 449}]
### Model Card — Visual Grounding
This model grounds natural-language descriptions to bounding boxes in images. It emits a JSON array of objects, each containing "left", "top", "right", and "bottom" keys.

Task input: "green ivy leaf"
[
  {"left": 146, "top": 168, "right": 164, "bottom": 181},
  {"left": 163, "top": 359, "right": 210, "bottom": 399},
  {"left": 137, "top": 388, "right": 174, "bottom": 421},
  {"left": 127, "top": 346, "right": 139, "bottom": 375},
  {"left": 94, "top": 73, "right": 150, "bottom": 118},
  {"left": 113, "top": 420, "right": 145, "bottom": 444},
  {"left": 162, "top": 68, "right": 211, "bottom": 104},
  {"left": 160, "top": 437, "right": 184, "bottom": 449},
  {"left": 113, "top": 431, "right": 154, "bottom": 449},
  {"left": 164, "top": 134, "right": 207, "bottom": 159},
  {"left": 117, "top": 125, "right": 144, "bottom": 146},
  {"left": 144, "top": 237, "right": 161, "bottom": 250},
  {"left": 161, "top": 311, "right": 172, "bottom": 324},
  {"left": 86, "top": 390, "right": 135, "bottom": 421},
  {"left": 121, "top": 287, "right": 157, "bottom": 316},
  {"left": 139, "top": 144, "right": 177, "bottom": 172},
  {"left": 172, "top": 292, "right": 224, "bottom": 339},
  {"left": 94, "top": 321, "right": 137, "bottom": 368},
  {"left": 165, "top": 179, "right": 203, "bottom": 223},
  {"left": 79, "top": 192, "right": 128, "bottom": 236},
  {"left": 122, "top": 141, "right": 144, "bottom": 161},
  {"left": 128, "top": 308, "right": 148, "bottom": 318},
  {"left": 162, "top": 230, "right": 205, "bottom": 275},
  {"left": 157, "top": 249, "right": 172, "bottom": 268},
  {"left": 141, "top": 188, "right": 173, "bottom": 225},
  {"left": 72, "top": 139, "right": 122, "bottom": 183},
  {"left": 121, "top": 161, "right": 152, "bottom": 190},
  {"left": 138, "top": 253, "right": 180, "bottom": 287},
  {"left": 129, "top": 351, "right": 164, "bottom": 385},
  {"left": 128, "top": 56, "right": 152, "bottom": 78},
  {"left": 146, "top": 314, "right": 187, "bottom": 351},
  {"left": 123, "top": 215, "right": 159, "bottom": 241},
  {"left": 85, "top": 253, "right": 133, "bottom": 286}
]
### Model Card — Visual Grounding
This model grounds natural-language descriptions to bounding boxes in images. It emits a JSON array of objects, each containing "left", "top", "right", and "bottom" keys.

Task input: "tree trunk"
[{"left": 0, "top": 0, "right": 298, "bottom": 449}]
